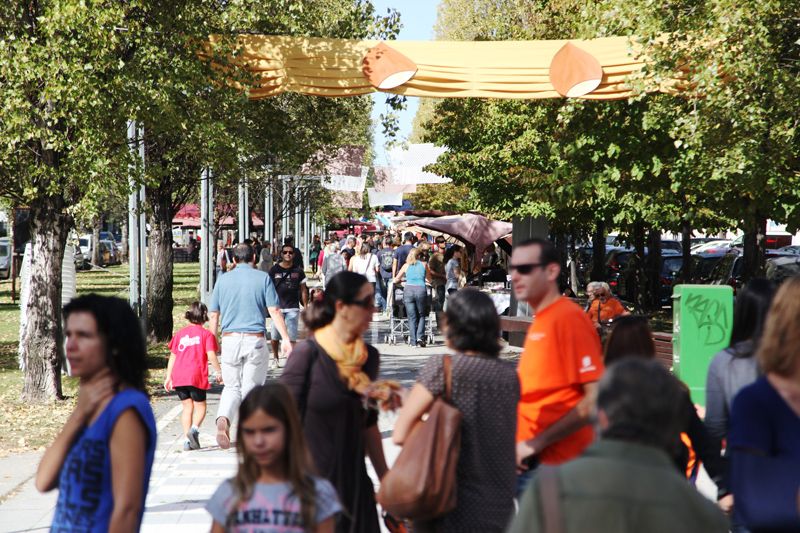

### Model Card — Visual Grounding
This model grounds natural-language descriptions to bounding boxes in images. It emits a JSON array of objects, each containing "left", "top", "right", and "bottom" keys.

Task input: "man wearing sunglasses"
[
  {"left": 269, "top": 246, "right": 309, "bottom": 368},
  {"left": 510, "top": 238, "right": 604, "bottom": 494}
]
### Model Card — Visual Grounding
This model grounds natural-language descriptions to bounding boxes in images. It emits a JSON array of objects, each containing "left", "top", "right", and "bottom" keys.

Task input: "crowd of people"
[{"left": 35, "top": 237, "right": 800, "bottom": 532}]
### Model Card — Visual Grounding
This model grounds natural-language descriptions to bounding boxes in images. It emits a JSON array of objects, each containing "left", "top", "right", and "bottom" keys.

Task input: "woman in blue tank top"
[
  {"left": 393, "top": 247, "right": 430, "bottom": 347},
  {"left": 36, "top": 295, "right": 157, "bottom": 532}
]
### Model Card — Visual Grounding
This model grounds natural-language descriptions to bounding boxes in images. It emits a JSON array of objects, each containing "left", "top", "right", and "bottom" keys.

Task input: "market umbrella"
[{"left": 410, "top": 214, "right": 512, "bottom": 258}]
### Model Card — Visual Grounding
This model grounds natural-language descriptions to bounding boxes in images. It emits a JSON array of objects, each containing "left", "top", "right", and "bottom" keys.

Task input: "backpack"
[
  {"left": 380, "top": 250, "right": 394, "bottom": 271},
  {"left": 327, "top": 253, "right": 345, "bottom": 277}
]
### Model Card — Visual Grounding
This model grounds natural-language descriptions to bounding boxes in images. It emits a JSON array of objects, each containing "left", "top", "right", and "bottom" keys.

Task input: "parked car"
[
  {"left": 661, "top": 239, "right": 683, "bottom": 253},
  {"left": 691, "top": 251, "right": 735, "bottom": 283},
  {"left": 708, "top": 251, "right": 797, "bottom": 292},
  {"left": 764, "top": 255, "right": 800, "bottom": 284},
  {"left": 691, "top": 239, "right": 732, "bottom": 254},
  {"left": 0, "top": 237, "right": 10, "bottom": 279},
  {"left": 776, "top": 245, "right": 800, "bottom": 255},
  {"left": 690, "top": 237, "right": 723, "bottom": 247},
  {"left": 728, "top": 234, "right": 793, "bottom": 250},
  {"left": 608, "top": 249, "right": 681, "bottom": 306}
]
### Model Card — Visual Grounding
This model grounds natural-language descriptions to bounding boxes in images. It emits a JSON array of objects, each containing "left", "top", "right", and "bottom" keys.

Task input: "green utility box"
[{"left": 672, "top": 285, "right": 734, "bottom": 406}]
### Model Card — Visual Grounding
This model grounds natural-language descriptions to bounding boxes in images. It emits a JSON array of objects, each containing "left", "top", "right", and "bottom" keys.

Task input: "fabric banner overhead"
[
  {"left": 367, "top": 188, "right": 404, "bottom": 208},
  {"left": 373, "top": 167, "right": 416, "bottom": 193},
  {"left": 385, "top": 144, "right": 452, "bottom": 185},
  {"left": 207, "top": 35, "right": 669, "bottom": 101},
  {"left": 300, "top": 145, "right": 368, "bottom": 192},
  {"left": 331, "top": 191, "right": 363, "bottom": 209},
  {"left": 321, "top": 166, "right": 368, "bottom": 192}
]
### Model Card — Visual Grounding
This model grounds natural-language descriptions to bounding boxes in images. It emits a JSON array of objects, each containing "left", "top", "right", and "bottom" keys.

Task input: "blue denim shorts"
[{"left": 270, "top": 308, "right": 300, "bottom": 341}]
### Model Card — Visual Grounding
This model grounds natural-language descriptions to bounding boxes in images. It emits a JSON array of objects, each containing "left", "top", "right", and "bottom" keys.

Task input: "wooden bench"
[
  {"left": 499, "top": 315, "right": 533, "bottom": 333},
  {"left": 653, "top": 332, "right": 674, "bottom": 371}
]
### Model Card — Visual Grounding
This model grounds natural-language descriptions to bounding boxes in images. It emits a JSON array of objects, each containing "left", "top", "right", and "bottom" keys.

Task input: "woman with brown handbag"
[
  {"left": 392, "top": 289, "right": 520, "bottom": 532},
  {"left": 281, "top": 271, "right": 399, "bottom": 533}
]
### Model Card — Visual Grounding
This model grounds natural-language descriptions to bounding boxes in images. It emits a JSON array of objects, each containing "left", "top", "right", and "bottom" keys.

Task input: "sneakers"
[
  {"left": 216, "top": 418, "right": 231, "bottom": 450},
  {"left": 187, "top": 426, "right": 201, "bottom": 450},
  {"left": 417, "top": 340, "right": 427, "bottom": 348},
  {"left": 183, "top": 440, "right": 191, "bottom": 451}
]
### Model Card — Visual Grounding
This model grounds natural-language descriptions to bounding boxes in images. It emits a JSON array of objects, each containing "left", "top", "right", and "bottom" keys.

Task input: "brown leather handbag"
[{"left": 377, "top": 355, "right": 462, "bottom": 520}]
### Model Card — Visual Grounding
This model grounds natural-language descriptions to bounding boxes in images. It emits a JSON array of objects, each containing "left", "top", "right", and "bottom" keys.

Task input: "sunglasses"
[
  {"left": 348, "top": 295, "right": 374, "bottom": 309},
  {"left": 510, "top": 263, "right": 545, "bottom": 275},
  {"left": 281, "top": 250, "right": 294, "bottom": 255}
]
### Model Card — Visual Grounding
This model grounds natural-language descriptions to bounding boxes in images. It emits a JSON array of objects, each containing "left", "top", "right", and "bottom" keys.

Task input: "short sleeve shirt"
[
  {"left": 517, "top": 297, "right": 604, "bottom": 464},
  {"left": 209, "top": 264, "right": 279, "bottom": 333},
  {"left": 205, "top": 477, "right": 341, "bottom": 532},
  {"left": 269, "top": 264, "right": 306, "bottom": 309},
  {"left": 168, "top": 324, "right": 219, "bottom": 389},
  {"left": 393, "top": 244, "right": 413, "bottom": 269},
  {"left": 376, "top": 248, "right": 394, "bottom": 279}
]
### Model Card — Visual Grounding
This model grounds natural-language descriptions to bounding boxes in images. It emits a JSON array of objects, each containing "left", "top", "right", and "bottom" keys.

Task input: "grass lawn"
[{"left": 0, "top": 262, "right": 201, "bottom": 456}]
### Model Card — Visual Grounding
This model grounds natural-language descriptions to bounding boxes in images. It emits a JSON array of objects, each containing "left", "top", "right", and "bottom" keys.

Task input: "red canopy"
[{"left": 173, "top": 204, "right": 263, "bottom": 229}]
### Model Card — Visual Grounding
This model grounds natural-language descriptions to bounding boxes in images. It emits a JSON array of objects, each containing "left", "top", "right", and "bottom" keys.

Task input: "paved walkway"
[
  {"left": 0, "top": 317, "right": 455, "bottom": 533},
  {"left": 0, "top": 313, "right": 716, "bottom": 533}
]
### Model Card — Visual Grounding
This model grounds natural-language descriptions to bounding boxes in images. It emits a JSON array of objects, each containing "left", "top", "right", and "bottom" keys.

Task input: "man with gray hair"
[
  {"left": 208, "top": 243, "right": 293, "bottom": 449},
  {"left": 509, "top": 359, "right": 728, "bottom": 533}
]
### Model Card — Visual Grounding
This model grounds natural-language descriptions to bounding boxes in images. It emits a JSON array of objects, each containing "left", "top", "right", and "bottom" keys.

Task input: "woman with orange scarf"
[{"left": 282, "top": 271, "right": 398, "bottom": 533}]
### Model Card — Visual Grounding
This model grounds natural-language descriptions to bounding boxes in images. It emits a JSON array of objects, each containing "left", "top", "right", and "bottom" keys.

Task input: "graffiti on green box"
[{"left": 685, "top": 293, "right": 728, "bottom": 346}]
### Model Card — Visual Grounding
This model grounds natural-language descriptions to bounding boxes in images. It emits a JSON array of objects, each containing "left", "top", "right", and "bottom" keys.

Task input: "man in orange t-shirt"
[{"left": 510, "top": 238, "right": 604, "bottom": 494}]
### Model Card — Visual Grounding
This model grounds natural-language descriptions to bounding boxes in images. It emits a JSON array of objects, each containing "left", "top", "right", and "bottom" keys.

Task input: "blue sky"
[{"left": 370, "top": 0, "right": 439, "bottom": 164}]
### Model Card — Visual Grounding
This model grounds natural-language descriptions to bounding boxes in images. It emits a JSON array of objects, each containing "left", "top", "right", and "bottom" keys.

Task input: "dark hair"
[
  {"left": 283, "top": 236, "right": 294, "bottom": 245},
  {"left": 516, "top": 237, "right": 559, "bottom": 266},
  {"left": 403, "top": 232, "right": 413, "bottom": 243},
  {"left": 444, "top": 289, "right": 501, "bottom": 356},
  {"left": 185, "top": 301, "right": 208, "bottom": 325},
  {"left": 598, "top": 358, "right": 685, "bottom": 452},
  {"left": 604, "top": 315, "right": 656, "bottom": 365},
  {"left": 443, "top": 245, "right": 462, "bottom": 264},
  {"left": 729, "top": 278, "right": 774, "bottom": 354},
  {"left": 63, "top": 294, "right": 147, "bottom": 392},
  {"left": 302, "top": 271, "right": 369, "bottom": 330},
  {"left": 233, "top": 243, "right": 254, "bottom": 263}
]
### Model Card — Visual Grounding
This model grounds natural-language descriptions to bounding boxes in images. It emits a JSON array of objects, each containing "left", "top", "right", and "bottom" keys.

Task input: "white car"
[
  {"left": 0, "top": 237, "right": 10, "bottom": 279},
  {"left": 690, "top": 240, "right": 732, "bottom": 253}
]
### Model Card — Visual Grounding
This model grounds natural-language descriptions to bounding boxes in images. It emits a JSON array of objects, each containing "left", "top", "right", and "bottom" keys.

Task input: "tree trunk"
[
  {"left": 568, "top": 230, "right": 578, "bottom": 295},
  {"left": 742, "top": 213, "right": 766, "bottom": 283},
  {"left": 20, "top": 195, "right": 69, "bottom": 402},
  {"left": 146, "top": 179, "right": 174, "bottom": 342},
  {"left": 591, "top": 220, "right": 606, "bottom": 281},
  {"left": 91, "top": 215, "right": 102, "bottom": 266},
  {"left": 120, "top": 219, "right": 128, "bottom": 263},
  {"left": 681, "top": 219, "right": 692, "bottom": 283},
  {"left": 632, "top": 221, "right": 646, "bottom": 311},
  {"left": 553, "top": 231, "right": 568, "bottom": 293},
  {"left": 646, "top": 229, "right": 662, "bottom": 310}
]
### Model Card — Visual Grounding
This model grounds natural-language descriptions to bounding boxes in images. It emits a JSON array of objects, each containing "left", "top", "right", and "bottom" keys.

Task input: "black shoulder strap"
[
  {"left": 538, "top": 465, "right": 565, "bottom": 533},
  {"left": 299, "top": 339, "right": 320, "bottom": 422}
]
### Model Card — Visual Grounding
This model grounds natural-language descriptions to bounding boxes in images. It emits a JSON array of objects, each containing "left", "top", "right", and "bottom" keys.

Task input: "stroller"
[{"left": 385, "top": 281, "right": 436, "bottom": 346}]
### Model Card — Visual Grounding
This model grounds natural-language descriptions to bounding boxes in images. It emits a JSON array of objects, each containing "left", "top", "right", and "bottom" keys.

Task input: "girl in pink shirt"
[{"left": 165, "top": 302, "right": 222, "bottom": 450}]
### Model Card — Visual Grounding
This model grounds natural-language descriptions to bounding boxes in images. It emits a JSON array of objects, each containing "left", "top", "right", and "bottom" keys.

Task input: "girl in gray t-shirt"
[{"left": 206, "top": 383, "right": 341, "bottom": 532}]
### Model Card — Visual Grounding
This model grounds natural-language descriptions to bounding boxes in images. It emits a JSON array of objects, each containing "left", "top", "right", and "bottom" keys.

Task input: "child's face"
[{"left": 241, "top": 408, "right": 286, "bottom": 471}]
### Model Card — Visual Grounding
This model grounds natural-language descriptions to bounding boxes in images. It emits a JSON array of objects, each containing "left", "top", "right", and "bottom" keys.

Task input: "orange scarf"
[{"left": 314, "top": 324, "right": 371, "bottom": 394}]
